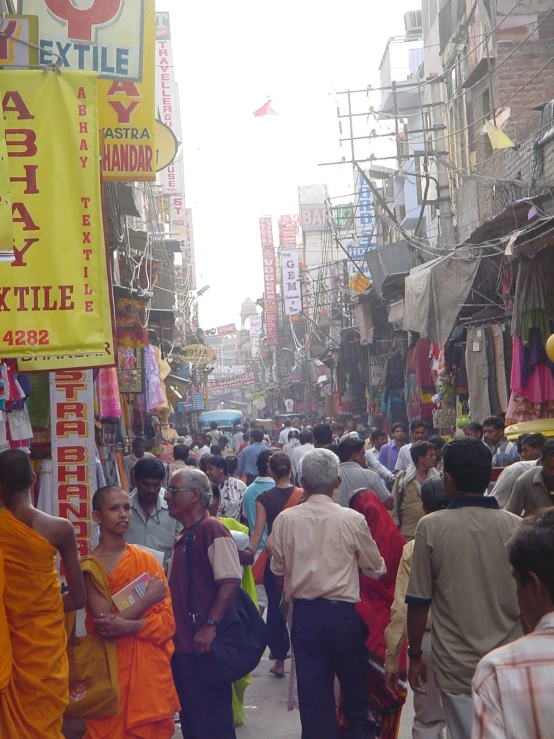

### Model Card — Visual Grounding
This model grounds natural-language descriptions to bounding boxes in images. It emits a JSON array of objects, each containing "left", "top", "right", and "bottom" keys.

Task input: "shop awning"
[{"left": 403, "top": 245, "right": 480, "bottom": 347}]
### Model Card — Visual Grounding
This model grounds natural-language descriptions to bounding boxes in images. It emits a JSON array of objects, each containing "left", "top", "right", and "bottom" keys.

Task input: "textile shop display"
[{"left": 465, "top": 326, "right": 510, "bottom": 422}]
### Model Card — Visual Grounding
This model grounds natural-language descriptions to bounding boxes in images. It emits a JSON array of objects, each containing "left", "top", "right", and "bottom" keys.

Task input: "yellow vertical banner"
[
  {"left": 0, "top": 70, "right": 114, "bottom": 359},
  {"left": 98, "top": 0, "right": 156, "bottom": 181},
  {"left": 0, "top": 109, "right": 13, "bottom": 261}
]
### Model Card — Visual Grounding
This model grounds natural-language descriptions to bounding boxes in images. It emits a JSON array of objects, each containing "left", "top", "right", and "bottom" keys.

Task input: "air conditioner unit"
[{"left": 405, "top": 10, "right": 423, "bottom": 35}]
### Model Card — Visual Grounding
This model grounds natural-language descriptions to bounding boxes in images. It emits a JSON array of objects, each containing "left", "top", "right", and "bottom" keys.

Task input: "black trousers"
[
  {"left": 264, "top": 560, "right": 290, "bottom": 661},
  {"left": 292, "top": 598, "right": 376, "bottom": 739},
  {"left": 171, "top": 652, "right": 236, "bottom": 739}
]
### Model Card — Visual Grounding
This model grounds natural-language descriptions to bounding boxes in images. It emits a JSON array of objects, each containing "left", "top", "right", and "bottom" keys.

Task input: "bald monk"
[
  {"left": 0, "top": 448, "right": 85, "bottom": 738},
  {"left": 83, "top": 486, "right": 179, "bottom": 739}
]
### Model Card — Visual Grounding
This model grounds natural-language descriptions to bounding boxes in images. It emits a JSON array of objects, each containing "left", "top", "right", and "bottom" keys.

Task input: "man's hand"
[
  {"left": 408, "top": 657, "right": 428, "bottom": 695},
  {"left": 193, "top": 624, "right": 217, "bottom": 654},
  {"left": 385, "top": 669, "right": 399, "bottom": 698},
  {"left": 94, "top": 614, "right": 134, "bottom": 638},
  {"left": 145, "top": 573, "right": 167, "bottom": 606}
]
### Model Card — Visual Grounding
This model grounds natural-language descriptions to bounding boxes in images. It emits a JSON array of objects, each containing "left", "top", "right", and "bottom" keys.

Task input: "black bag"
[{"left": 186, "top": 520, "right": 267, "bottom": 684}]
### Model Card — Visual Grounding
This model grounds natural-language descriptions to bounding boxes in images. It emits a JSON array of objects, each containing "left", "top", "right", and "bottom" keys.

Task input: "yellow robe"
[{"left": 0, "top": 509, "right": 68, "bottom": 738}]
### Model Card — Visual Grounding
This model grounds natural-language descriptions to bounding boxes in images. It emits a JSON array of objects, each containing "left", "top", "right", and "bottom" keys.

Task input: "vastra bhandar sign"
[{"left": 22, "top": 0, "right": 157, "bottom": 182}]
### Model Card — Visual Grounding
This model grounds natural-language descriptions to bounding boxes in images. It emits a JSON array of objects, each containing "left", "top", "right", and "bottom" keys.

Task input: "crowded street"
[{"left": 2, "top": 0, "right": 554, "bottom": 738}]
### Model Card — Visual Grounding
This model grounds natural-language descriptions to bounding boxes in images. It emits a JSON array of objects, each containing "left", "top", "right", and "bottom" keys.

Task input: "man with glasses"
[
  {"left": 126, "top": 456, "right": 181, "bottom": 564},
  {"left": 166, "top": 468, "right": 242, "bottom": 738}
]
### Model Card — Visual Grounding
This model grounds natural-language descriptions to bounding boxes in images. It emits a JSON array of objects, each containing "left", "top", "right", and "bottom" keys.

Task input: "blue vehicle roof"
[{"left": 197, "top": 410, "right": 243, "bottom": 429}]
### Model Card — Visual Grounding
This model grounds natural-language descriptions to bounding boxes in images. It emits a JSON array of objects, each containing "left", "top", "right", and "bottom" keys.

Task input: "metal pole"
[{"left": 347, "top": 90, "right": 356, "bottom": 166}]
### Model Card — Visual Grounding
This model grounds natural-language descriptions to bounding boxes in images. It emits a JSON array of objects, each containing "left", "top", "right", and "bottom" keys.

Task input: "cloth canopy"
[{"left": 403, "top": 246, "right": 480, "bottom": 347}]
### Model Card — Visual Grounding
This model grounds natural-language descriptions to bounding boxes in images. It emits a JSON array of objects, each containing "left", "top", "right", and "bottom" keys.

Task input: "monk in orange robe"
[
  {"left": 0, "top": 449, "right": 85, "bottom": 739},
  {"left": 84, "top": 486, "right": 179, "bottom": 739},
  {"left": 0, "top": 551, "right": 11, "bottom": 694}
]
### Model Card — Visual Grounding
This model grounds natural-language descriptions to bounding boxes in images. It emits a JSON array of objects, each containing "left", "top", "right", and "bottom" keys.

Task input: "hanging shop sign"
[
  {"left": 300, "top": 205, "right": 328, "bottom": 232},
  {"left": 0, "top": 109, "right": 12, "bottom": 262},
  {"left": 259, "top": 216, "right": 274, "bottom": 248},
  {"left": 0, "top": 70, "right": 114, "bottom": 360},
  {"left": 0, "top": 15, "right": 39, "bottom": 68},
  {"left": 98, "top": 0, "right": 156, "bottom": 181},
  {"left": 21, "top": 0, "right": 146, "bottom": 81},
  {"left": 22, "top": 0, "right": 157, "bottom": 182},
  {"left": 262, "top": 247, "right": 279, "bottom": 347},
  {"left": 251, "top": 390, "right": 267, "bottom": 402},
  {"left": 217, "top": 323, "right": 237, "bottom": 336},
  {"left": 281, "top": 249, "right": 301, "bottom": 316},
  {"left": 155, "top": 119, "right": 178, "bottom": 171},
  {"left": 349, "top": 272, "right": 371, "bottom": 295},
  {"left": 249, "top": 315, "right": 262, "bottom": 337},
  {"left": 209, "top": 372, "right": 257, "bottom": 390},
  {"left": 50, "top": 369, "right": 97, "bottom": 560},
  {"left": 180, "top": 344, "right": 216, "bottom": 366},
  {"left": 278, "top": 214, "right": 299, "bottom": 246}
]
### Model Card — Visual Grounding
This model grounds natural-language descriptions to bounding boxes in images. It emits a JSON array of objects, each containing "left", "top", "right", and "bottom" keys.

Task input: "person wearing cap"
[{"left": 384, "top": 477, "right": 450, "bottom": 738}]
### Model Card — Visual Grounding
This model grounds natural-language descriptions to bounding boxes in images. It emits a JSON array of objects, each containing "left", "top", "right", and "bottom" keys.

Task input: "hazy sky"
[{"left": 157, "top": 0, "right": 419, "bottom": 329}]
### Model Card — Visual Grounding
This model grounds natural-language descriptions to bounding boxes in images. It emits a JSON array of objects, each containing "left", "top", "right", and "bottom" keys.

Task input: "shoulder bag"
[
  {"left": 186, "top": 520, "right": 267, "bottom": 684},
  {"left": 64, "top": 557, "right": 120, "bottom": 719}
]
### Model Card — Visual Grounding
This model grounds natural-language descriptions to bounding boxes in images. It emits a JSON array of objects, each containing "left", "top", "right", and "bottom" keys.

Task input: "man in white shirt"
[
  {"left": 395, "top": 419, "right": 428, "bottom": 472},
  {"left": 193, "top": 431, "right": 210, "bottom": 458},
  {"left": 472, "top": 507, "right": 554, "bottom": 739},
  {"left": 271, "top": 448, "right": 385, "bottom": 739},
  {"left": 278, "top": 419, "right": 292, "bottom": 448},
  {"left": 233, "top": 424, "right": 244, "bottom": 453},
  {"left": 336, "top": 437, "right": 393, "bottom": 510},
  {"left": 291, "top": 429, "right": 314, "bottom": 484}
]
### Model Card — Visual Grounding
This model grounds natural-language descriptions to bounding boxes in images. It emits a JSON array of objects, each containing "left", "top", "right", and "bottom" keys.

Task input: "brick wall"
[{"left": 453, "top": 36, "right": 554, "bottom": 240}]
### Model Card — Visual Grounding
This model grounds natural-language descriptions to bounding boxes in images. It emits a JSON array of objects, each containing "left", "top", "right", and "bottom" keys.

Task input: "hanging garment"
[
  {"left": 96, "top": 367, "right": 122, "bottom": 419},
  {"left": 466, "top": 327, "right": 491, "bottom": 422},
  {"left": 511, "top": 256, "right": 549, "bottom": 339},
  {"left": 485, "top": 327, "right": 502, "bottom": 417},
  {"left": 490, "top": 325, "right": 508, "bottom": 413}
]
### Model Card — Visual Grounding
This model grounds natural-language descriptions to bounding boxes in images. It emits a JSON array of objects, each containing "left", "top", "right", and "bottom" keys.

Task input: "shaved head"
[
  {"left": 0, "top": 449, "right": 34, "bottom": 503},
  {"left": 93, "top": 485, "right": 126, "bottom": 512}
]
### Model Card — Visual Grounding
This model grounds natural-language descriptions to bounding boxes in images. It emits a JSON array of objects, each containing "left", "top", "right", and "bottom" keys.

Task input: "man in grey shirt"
[
  {"left": 336, "top": 437, "right": 393, "bottom": 510},
  {"left": 126, "top": 456, "right": 181, "bottom": 563}
]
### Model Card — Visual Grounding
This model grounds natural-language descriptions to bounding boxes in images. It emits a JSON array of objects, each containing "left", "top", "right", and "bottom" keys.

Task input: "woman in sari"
[
  {"left": 83, "top": 486, "right": 180, "bottom": 739},
  {"left": 342, "top": 489, "right": 408, "bottom": 739},
  {"left": 209, "top": 484, "right": 256, "bottom": 728}
]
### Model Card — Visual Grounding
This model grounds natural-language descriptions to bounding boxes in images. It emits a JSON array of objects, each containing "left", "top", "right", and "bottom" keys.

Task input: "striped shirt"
[{"left": 472, "top": 612, "right": 554, "bottom": 738}]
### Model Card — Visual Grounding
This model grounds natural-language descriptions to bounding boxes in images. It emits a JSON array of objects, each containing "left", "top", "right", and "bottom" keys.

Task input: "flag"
[
  {"left": 485, "top": 120, "right": 515, "bottom": 150},
  {"left": 254, "top": 99, "right": 278, "bottom": 117}
]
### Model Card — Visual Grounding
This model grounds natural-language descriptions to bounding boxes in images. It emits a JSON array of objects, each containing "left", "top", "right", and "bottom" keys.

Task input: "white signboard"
[{"left": 281, "top": 249, "right": 301, "bottom": 316}]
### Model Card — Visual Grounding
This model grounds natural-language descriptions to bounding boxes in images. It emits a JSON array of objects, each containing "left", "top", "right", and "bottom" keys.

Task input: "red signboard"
[
  {"left": 279, "top": 214, "right": 300, "bottom": 246},
  {"left": 217, "top": 323, "right": 237, "bottom": 336}
]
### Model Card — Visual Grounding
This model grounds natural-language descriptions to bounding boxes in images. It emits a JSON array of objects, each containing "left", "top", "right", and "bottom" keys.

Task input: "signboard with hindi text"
[{"left": 0, "top": 70, "right": 114, "bottom": 359}]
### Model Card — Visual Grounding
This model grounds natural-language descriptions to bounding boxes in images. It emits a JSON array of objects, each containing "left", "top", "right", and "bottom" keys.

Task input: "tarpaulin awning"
[{"left": 403, "top": 245, "right": 480, "bottom": 347}]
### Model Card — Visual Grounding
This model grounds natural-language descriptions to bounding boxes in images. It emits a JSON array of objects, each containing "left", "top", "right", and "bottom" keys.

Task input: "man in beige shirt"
[
  {"left": 406, "top": 438, "right": 521, "bottom": 739},
  {"left": 271, "top": 448, "right": 385, "bottom": 739},
  {"left": 506, "top": 438, "right": 554, "bottom": 516},
  {"left": 391, "top": 440, "right": 439, "bottom": 540}
]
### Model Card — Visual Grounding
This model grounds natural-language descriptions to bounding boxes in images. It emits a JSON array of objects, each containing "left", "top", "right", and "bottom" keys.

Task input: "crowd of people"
[{"left": 0, "top": 411, "right": 553, "bottom": 739}]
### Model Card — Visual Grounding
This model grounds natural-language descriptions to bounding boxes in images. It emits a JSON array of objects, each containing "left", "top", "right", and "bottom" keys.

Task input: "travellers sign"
[{"left": 0, "top": 70, "right": 114, "bottom": 360}]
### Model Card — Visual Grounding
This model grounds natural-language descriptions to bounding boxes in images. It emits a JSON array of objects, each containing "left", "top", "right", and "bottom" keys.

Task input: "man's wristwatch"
[
  {"left": 205, "top": 617, "right": 219, "bottom": 628},
  {"left": 407, "top": 646, "right": 423, "bottom": 660}
]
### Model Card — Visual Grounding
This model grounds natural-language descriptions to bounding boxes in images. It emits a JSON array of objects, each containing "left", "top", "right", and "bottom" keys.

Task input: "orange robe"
[
  {"left": 84, "top": 545, "right": 180, "bottom": 739},
  {"left": 0, "top": 509, "right": 68, "bottom": 738},
  {"left": 0, "top": 551, "right": 12, "bottom": 693}
]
